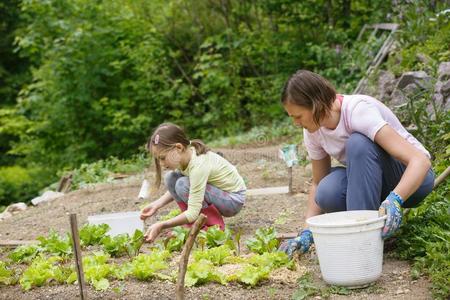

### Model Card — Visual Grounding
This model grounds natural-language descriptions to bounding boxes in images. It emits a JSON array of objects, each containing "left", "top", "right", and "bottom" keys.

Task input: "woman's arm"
[
  {"left": 374, "top": 125, "right": 431, "bottom": 201},
  {"left": 303, "top": 155, "right": 331, "bottom": 228}
]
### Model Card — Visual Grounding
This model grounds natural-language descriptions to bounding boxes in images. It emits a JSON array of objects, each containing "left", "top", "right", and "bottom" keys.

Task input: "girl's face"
[
  {"left": 283, "top": 101, "right": 319, "bottom": 132},
  {"left": 153, "top": 146, "right": 183, "bottom": 170}
]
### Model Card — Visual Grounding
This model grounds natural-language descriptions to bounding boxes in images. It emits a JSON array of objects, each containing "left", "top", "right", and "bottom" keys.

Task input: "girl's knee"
[
  {"left": 164, "top": 171, "right": 179, "bottom": 189},
  {"left": 174, "top": 177, "right": 190, "bottom": 199}
]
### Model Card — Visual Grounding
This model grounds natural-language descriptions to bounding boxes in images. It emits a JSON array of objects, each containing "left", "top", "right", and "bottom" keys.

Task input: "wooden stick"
[
  {"left": 276, "top": 232, "right": 298, "bottom": 241},
  {"left": 434, "top": 166, "right": 450, "bottom": 189},
  {"left": 70, "top": 214, "right": 87, "bottom": 300},
  {"left": 176, "top": 214, "right": 207, "bottom": 300},
  {"left": 288, "top": 167, "right": 293, "bottom": 194},
  {"left": 404, "top": 166, "right": 450, "bottom": 216},
  {"left": 57, "top": 173, "right": 73, "bottom": 193},
  {"left": 0, "top": 240, "right": 38, "bottom": 248}
]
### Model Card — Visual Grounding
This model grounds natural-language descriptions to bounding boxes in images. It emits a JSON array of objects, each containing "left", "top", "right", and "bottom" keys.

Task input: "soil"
[{"left": 0, "top": 145, "right": 432, "bottom": 299}]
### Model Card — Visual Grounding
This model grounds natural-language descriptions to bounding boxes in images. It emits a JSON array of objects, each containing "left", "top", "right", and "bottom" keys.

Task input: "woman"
[{"left": 278, "top": 70, "right": 434, "bottom": 258}]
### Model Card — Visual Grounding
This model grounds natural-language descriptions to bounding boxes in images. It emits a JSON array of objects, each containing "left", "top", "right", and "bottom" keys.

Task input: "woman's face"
[{"left": 283, "top": 101, "right": 319, "bottom": 132}]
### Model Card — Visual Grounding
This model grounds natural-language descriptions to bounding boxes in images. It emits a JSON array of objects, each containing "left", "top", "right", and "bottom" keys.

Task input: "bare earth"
[{"left": 0, "top": 145, "right": 432, "bottom": 299}]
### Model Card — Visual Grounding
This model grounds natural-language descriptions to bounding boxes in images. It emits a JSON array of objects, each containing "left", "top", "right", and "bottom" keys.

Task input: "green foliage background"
[
  {"left": 0, "top": 1, "right": 449, "bottom": 297},
  {"left": 1, "top": 0, "right": 397, "bottom": 203}
]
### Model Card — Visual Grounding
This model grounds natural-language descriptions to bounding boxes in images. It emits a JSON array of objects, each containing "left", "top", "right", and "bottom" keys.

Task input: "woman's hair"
[
  {"left": 281, "top": 70, "right": 336, "bottom": 125},
  {"left": 146, "top": 122, "right": 209, "bottom": 189}
]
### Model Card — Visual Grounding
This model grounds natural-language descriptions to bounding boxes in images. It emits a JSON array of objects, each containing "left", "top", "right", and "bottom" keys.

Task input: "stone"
[
  {"left": 395, "top": 71, "right": 432, "bottom": 90},
  {"left": 0, "top": 211, "right": 13, "bottom": 221},
  {"left": 5, "top": 202, "right": 27, "bottom": 213},
  {"left": 440, "top": 80, "right": 450, "bottom": 98},
  {"left": 31, "top": 190, "right": 65, "bottom": 206},
  {"left": 378, "top": 70, "right": 397, "bottom": 101},
  {"left": 416, "top": 53, "right": 431, "bottom": 65},
  {"left": 437, "top": 62, "right": 450, "bottom": 81}
]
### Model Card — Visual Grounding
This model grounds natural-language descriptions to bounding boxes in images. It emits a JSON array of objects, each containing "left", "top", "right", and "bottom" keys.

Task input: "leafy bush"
[
  {"left": 19, "top": 256, "right": 65, "bottom": 290},
  {"left": 245, "top": 227, "right": 279, "bottom": 254},
  {"left": 198, "top": 225, "right": 234, "bottom": 249},
  {"left": 70, "top": 153, "right": 148, "bottom": 190},
  {"left": 387, "top": 4, "right": 450, "bottom": 75},
  {"left": 0, "top": 261, "right": 15, "bottom": 285},
  {"left": 0, "top": 166, "right": 47, "bottom": 206},
  {"left": 36, "top": 231, "right": 72, "bottom": 257},
  {"left": 396, "top": 172, "right": 450, "bottom": 300},
  {"left": 79, "top": 224, "right": 110, "bottom": 247}
]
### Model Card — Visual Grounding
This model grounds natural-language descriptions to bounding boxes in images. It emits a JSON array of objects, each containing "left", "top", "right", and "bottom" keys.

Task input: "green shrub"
[{"left": 0, "top": 166, "right": 47, "bottom": 206}]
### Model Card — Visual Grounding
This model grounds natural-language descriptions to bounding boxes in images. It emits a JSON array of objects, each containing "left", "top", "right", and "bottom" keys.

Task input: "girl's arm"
[
  {"left": 303, "top": 155, "right": 331, "bottom": 228},
  {"left": 374, "top": 125, "right": 431, "bottom": 200},
  {"left": 153, "top": 191, "right": 174, "bottom": 208},
  {"left": 160, "top": 212, "right": 189, "bottom": 229},
  {"left": 141, "top": 191, "right": 174, "bottom": 220},
  {"left": 144, "top": 211, "right": 190, "bottom": 243}
]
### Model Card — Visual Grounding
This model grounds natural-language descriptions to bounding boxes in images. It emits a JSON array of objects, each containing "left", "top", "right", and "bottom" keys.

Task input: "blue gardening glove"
[
  {"left": 379, "top": 191, "right": 404, "bottom": 239},
  {"left": 278, "top": 229, "right": 313, "bottom": 259}
]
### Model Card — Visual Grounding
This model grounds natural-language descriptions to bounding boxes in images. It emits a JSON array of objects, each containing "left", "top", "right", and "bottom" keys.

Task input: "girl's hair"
[
  {"left": 281, "top": 70, "right": 336, "bottom": 125},
  {"left": 146, "top": 122, "right": 209, "bottom": 189}
]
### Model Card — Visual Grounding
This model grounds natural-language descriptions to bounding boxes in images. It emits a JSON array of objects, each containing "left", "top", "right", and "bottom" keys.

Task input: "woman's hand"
[
  {"left": 144, "top": 222, "right": 164, "bottom": 243},
  {"left": 278, "top": 229, "right": 314, "bottom": 259},
  {"left": 379, "top": 191, "right": 404, "bottom": 239},
  {"left": 140, "top": 203, "right": 159, "bottom": 220}
]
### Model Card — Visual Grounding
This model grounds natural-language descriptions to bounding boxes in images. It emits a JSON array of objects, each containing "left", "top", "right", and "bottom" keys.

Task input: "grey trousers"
[{"left": 164, "top": 171, "right": 245, "bottom": 217}]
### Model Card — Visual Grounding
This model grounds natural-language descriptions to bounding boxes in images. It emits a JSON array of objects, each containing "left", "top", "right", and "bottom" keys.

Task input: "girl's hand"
[
  {"left": 144, "top": 222, "right": 164, "bottom": 243},
  {"left": 379, "top": 191, "right": 404, "bottom": 239},
  {"left": 140, "top": 203, "right": 158, "bottom": 220}
]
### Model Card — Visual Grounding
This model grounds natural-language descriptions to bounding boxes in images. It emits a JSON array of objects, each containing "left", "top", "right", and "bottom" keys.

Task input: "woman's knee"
[
  {"left": 315, "top": 168, "right": 347, "bottom": 213},
  {"left": 346, "top": 133, "right": 379, "bottom": 160}
]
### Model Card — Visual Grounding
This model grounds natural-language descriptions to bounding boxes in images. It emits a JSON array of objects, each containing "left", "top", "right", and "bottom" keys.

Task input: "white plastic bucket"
[
  {"left": 87, "top": 211, "right": 144, "bottom": 237},
  {"left": 306, "top": 210, "right": 387, "bottom": 287}
]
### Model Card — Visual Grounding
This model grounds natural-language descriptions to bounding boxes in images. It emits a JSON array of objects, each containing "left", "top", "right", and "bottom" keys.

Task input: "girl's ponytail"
[
  {"left": 190, "top": 139, "right": 209, "bottom": 155},
  {"left": 153, "top": 156, "right": 162, "bottom": 190}
]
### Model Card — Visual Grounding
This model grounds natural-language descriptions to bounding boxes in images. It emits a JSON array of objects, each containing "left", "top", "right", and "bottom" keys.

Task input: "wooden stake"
[
  {"left": 434, "top": 166, "right": 450, "bottom": 189},
  {"left": 176, "top": 214, "right": 207, "bottom": 300},
  {"left": 70, "top": 214, "right": 87, "bottom": 300},
  {"left": 0, "top": 240, "right": 38, "bottom": 248},
  {"left": 57, "top": 173, "right": 73, "bottom": 193},
  {"left": 288, "top": 166, "right": 293, "bottom": 194}
]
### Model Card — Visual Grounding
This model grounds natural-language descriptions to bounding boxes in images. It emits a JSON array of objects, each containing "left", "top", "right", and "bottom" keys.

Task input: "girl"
[
  {"left": 140, "top": 123, "right": 246, "bottom": 243},
  {"left": 279, "top": 70, "right": 435, "bottom": 258}
]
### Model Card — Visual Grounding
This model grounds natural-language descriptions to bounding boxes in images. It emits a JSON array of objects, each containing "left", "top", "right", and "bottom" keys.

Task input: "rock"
[
  {"left": 5, "top": 202, "right": 27, "bottom": 213},
  {"left": 437, "top": 62, "right": 450, "bottom": 81},
  {"left": 395, "top": 71, "right": 432, "bottom": 90},
  {"left": 0, "top": 211, "right": 13, "bottom": 221},
  {"left": 31, "top": 191, "right": 65, "bottom": 206},
  {"left": 378, "top": 70, "right": 397, "bottom": 101},
  {"left": 416, "top": 53, "right": 431, "bottom": 65},
  {"left": 440, "top": 80, "right": 450, "bottom": 99},
  {"left": 390, "top": 88, "right": 410, "bottom": 107},
  {"left": 395, "top": 287, "right": 404, "bottom": 295}
]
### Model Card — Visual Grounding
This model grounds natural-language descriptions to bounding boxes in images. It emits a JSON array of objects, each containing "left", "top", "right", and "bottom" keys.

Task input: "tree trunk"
[{"left": 342, "top": 0, "right": 351, "bottom": 29}]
